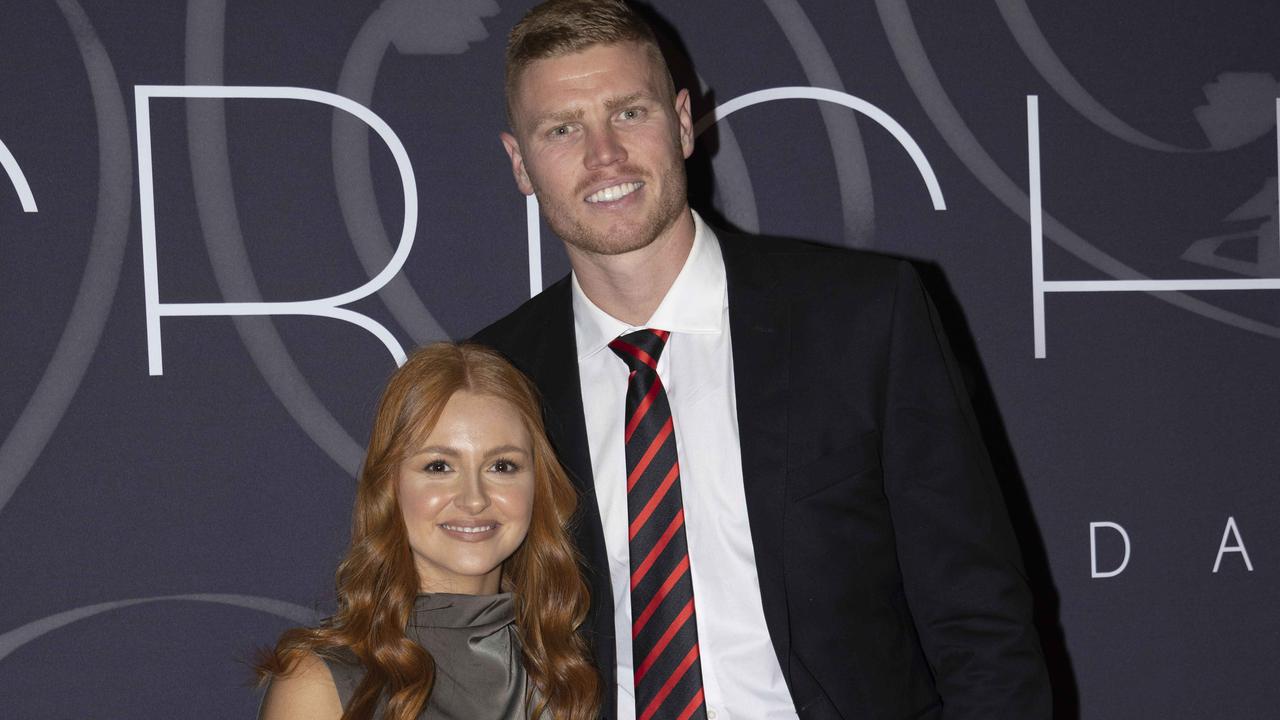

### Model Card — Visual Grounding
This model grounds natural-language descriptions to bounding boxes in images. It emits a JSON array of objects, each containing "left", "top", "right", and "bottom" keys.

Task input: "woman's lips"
[{"left": 438, "top": 522, "right": 500, "bottom": 541}]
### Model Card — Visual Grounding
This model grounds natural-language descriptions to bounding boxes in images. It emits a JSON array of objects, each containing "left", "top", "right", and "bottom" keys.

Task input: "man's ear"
[
  {"left": 500, "top": 131, "right": 535, "bottom": 196},
  {"left": 674, "top": 88, "right": 694, "bottom": 160}
]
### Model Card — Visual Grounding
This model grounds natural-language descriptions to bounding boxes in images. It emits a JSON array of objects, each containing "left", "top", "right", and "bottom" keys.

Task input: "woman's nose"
[{"left": 454, "top": 472, "right": 491, "bottom": 514}]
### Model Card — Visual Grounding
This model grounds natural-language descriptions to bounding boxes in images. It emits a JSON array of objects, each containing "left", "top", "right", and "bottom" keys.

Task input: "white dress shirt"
[{"left": 572, "top": 212, "right": 799, "bottom": 720}]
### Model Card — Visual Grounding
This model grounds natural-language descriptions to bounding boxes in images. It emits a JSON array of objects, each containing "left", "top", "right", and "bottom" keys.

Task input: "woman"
[{"left": 257, "top": 343, "right": 599, "bottom": 720}]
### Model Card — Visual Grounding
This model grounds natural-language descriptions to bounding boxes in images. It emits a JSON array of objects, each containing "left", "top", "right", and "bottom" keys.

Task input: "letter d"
[{"left": 1090, "top": 521, "right": 1130, "bottom": 578}]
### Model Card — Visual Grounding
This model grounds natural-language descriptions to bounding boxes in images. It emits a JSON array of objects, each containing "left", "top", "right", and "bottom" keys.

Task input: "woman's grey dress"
[{"left": 322, "top": 592, "right": 533, "bottom": 719}]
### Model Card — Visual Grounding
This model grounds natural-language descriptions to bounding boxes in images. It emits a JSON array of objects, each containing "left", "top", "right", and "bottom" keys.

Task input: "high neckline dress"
[{"left": 323, "top": 592, "right": 533, "bottom": 719}]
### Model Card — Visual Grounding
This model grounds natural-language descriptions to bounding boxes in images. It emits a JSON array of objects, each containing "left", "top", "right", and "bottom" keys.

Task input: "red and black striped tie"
[{"left": 608, "top": 328, "right": 707, "bottom": 720}]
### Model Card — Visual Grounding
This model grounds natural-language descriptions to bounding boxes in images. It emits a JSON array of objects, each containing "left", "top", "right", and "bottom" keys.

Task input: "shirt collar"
[{"left": 572, "top": 210, "right": 726, "bottom": 361}]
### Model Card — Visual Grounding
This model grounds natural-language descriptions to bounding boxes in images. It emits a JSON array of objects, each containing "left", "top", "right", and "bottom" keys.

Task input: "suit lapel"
[
  {"left": 720, "top": 233, "right": 793, "bottom": 679},
  {"left": 526, "top": 280, "right": 596, "bottom": 499},
  {"left": 518, "top": 280, "right": 618, "bottom": 713}
]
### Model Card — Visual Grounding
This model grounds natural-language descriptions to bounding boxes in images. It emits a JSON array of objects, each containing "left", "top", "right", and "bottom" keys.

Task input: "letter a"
[
  {"left": 1213, "top": 516, "right": 1254, "bottom": 573},
  {"left": 1090, "top": 521, "right": 1130, "bottom": 578}
]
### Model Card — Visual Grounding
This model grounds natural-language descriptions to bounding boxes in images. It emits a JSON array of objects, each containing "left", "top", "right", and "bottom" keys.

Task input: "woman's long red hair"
[{"left": 257, "top": 343, "right": 599, "bottom": 720}]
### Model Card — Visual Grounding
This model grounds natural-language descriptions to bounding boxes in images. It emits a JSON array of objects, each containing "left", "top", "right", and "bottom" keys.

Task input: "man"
[{"left": 476, "top": 1, "right": 1051, "bottom": 718}]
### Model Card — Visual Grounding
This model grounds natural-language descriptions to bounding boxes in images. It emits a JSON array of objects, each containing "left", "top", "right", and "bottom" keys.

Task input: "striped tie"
[{"left": 608, "top": 328, "right": 707, "bottom": 720}]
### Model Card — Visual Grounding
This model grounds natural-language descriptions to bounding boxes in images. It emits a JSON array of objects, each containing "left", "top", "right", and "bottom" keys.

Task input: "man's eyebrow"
[
  {"left": 532, "top": 107, "right": 584, "bottom": 128},
  {"left": 603, "top": 92, "right": 647, "bottom": 111}
]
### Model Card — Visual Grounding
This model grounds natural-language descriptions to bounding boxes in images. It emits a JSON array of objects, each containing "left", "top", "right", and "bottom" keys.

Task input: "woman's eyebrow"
[
  {"left": 487, "top": 445, "right": 531, "bottom": 456},
  {"left": 411, "top": 445, "right": 459, "bottom": 457}
]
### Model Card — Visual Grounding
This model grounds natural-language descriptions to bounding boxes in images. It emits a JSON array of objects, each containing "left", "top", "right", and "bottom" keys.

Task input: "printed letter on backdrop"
[
  {"left": 1213, "top": 516, "right": 1254, "bottom": 573},
  {"left": 134, "top": 85, "right": 418, "bottom": 375},
  {"left": 1090, "top": 521, "right": 1131, "bottom": 579}
]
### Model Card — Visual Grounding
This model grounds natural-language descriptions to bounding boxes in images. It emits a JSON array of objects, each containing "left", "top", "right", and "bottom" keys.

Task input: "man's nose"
[{"left": 584, "top": 125, "right": 627, "bottom": 169}]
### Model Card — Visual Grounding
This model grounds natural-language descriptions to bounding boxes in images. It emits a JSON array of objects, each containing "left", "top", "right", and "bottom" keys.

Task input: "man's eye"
[
  {"left": 619, "top": 108, "right": 643, "bottom": 121},
  {"left": 548, "top": 125, "right": 573, "bottom": 138}
]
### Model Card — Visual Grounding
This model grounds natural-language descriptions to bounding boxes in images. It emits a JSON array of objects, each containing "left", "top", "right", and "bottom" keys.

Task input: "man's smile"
[{"left": 585, "top": 180, "right": 644, "bottom": 204}]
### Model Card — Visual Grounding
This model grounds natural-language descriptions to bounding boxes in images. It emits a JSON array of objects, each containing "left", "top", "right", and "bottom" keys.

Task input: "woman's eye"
[
  {"left": 424, "top": 460, "right": 451, "bottom": 473},
  {"left": 491, "top": 458, "right": 521, "bottom": 473}
]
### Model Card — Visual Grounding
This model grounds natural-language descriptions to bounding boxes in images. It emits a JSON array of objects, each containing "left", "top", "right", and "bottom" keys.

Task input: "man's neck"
[{"left": 569, "top": 208, "right": 696, "bottom": 327}]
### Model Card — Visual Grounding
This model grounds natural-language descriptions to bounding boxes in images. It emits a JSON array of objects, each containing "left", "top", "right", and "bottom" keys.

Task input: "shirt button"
[{"left": 707, "top": 710, "right": 718, "bottom": 719}]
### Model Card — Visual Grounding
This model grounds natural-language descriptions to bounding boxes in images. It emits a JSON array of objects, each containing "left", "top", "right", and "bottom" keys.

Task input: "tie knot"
[{"left": 608, "top": 328, "right": 670, "bottom": 373}]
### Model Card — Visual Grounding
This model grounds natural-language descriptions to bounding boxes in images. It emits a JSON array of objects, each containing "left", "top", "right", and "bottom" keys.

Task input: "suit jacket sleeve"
[{"left": 881, "top": 261, "right": 1050, "bottom": 718}]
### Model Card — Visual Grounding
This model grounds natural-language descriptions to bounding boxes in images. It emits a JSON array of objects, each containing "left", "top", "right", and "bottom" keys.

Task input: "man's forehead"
[
  {"left": 520, "top": 41, "right": 656, "bottom": 83},
  {"left": 512, "top": 44, "right": 665, "bottom": 118}
]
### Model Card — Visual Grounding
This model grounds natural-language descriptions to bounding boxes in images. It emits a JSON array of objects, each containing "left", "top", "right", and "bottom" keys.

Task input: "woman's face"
[{"left": 397, "top": 391, "right": 536, "bottom": 594}]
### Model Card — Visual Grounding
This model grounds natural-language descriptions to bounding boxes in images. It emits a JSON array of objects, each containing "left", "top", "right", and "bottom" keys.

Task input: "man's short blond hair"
[{"left": 504, "top": 0, "right": 675, "bottom": 128}]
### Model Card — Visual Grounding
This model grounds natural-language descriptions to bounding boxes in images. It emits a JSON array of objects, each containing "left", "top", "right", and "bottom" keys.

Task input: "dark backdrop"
[{"left": 1, "top": 1, "right": 1277, "bottom": 717}]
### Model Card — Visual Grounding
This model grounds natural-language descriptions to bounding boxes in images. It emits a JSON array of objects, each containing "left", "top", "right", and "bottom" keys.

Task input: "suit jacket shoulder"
[
  {"left": 472, "top": 275, "right": 573, "bottom": 366},
  {"left": 716, "top": 230, "right": 914, "bottom": 304}
]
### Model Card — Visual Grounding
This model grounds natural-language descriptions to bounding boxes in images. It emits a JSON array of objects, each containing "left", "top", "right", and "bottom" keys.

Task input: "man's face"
[{"left": 501, "top": 42, "right": 694, "bottom": 257}]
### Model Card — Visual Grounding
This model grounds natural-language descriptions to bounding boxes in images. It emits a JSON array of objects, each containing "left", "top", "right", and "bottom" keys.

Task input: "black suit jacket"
[{"left": 475, "top": 231, "right": 1051, "bottom": 720}]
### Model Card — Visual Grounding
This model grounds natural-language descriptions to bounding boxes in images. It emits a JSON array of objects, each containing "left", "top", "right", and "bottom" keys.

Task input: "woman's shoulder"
[{"left": 258, "top": 653, "right": 345, "bottom": 720}]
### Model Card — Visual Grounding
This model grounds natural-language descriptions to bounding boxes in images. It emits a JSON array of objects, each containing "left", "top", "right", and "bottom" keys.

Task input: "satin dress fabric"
[{"left": 323, "top": 592, "right": 533, "bottom": 719}]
